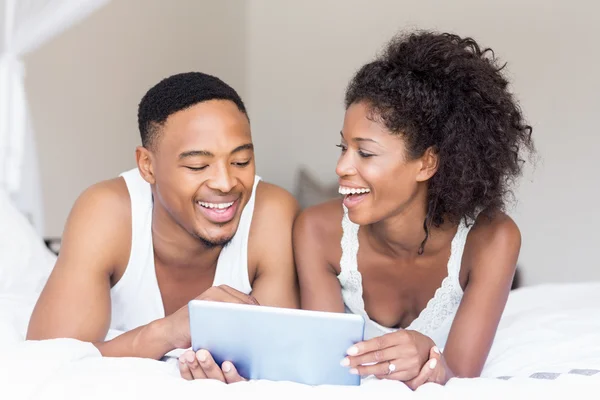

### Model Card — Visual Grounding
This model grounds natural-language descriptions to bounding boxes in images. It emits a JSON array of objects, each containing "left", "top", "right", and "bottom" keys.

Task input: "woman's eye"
[
  {"left": 233, "top": 160, "right": 251, "bottom": 167},
  {"left": 358, "top": 151, "right": 374, "bottom": 158},
  {"left": 186, "top": 166, "right": 207, "bottom": 171},
  {"left": 336, "top": 144, "right": 347, "bottom": 152}
]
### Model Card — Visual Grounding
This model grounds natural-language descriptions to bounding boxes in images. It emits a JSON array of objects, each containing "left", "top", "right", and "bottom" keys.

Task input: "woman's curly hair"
[{"left": 345, "top": 30, "right": 534, "bottom": 235}]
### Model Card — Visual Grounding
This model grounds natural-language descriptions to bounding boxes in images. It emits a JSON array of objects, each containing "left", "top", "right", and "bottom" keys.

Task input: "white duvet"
[
  {"left": 1, "top": 285, "right": 599, "bottom": 400},
  {"left": 1, "top": 192, "right": 600, "bottom": 399}
]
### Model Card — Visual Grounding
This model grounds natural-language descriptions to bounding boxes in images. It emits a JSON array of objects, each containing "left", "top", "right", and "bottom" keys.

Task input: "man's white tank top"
[{"left": 108, "top": 168, "right": 259, "bottom": 333}]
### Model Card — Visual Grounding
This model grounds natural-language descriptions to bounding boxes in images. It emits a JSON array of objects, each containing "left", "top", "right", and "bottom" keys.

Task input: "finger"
[
  {"left": 182, "top": 349, "right": 206, "bottom": 379},
  {"left": 222, "top": 361, "right": 246, "bottom": 383},
  {"left": 346, "top": 331, "right": 409, "bottom": 357},
  {"left": 342, "top": 346, "right": 402, "bottom": 368},
  {"left": 218, "top": 285, "right": 260, "bottom": 305},
  {"left": 204, "top": 289, "right": 247, "bottom": 305},
  {"left": 350, "top": 353, "right": 425, "bottom": 381},
  {"left": 197, "top": 349, "right": 226, "bottom": 382},
  {"left": 350, "top": 359, "right": 414, "bottom": 380},
  {"left": 178, "top": 355, "right": 194, "bottom": 380},
  {"left": 405, "top": 347, "right": 441, "bottom": 390}
]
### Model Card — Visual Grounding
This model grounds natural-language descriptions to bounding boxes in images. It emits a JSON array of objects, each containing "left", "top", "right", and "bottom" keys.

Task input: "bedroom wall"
[
  {"left": 23, "top": 1, "right": 600, "bottom": 286},
  {"left": 23, "top": 0, "right": 247, "bottom": 239},
  {"left": 244, "top": 0, "right": 600, "bottom": 285}
]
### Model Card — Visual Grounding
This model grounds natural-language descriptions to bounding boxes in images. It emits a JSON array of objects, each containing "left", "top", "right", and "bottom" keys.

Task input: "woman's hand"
[
  {"left": 341, "top": 330, "right": 450, "bottom": 387},
  {"left": 405, "top": 346, "right": 454, "bottom": 389}
]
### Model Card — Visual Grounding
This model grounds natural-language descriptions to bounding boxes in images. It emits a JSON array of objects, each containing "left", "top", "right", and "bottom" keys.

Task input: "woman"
[{"left": 293, "top": 31, "right": 533, "bottom": 389}]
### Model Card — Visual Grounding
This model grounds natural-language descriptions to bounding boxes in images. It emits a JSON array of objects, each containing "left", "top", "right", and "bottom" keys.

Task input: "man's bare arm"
[
  {"left": 247, "top": 183, "right": 301, "bottom": 309},
  {"left": 26, "top": 179, "right": 173, "bottom": 359}
]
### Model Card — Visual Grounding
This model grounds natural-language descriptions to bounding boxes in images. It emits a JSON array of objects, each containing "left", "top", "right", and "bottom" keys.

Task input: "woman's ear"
[
  {"left": 416, "top": 146, "right": 439, "bottom": 182},
  {"left": 135, "top": 146, "right": 156, "bottom": 185}
]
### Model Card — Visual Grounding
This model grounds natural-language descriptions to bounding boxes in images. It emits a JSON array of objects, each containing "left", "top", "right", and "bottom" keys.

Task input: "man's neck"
[{"left": 150, "top": 207, "right": 222, "bottom": 272}]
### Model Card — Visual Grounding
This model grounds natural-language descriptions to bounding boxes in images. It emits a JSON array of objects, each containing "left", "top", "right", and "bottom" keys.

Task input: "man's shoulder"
[
  {"left": 74, "top": 177, "right": 131, "bottom": 217},
  {"left": 65, "top": 177, "right": 132, "bottom": 251},
  {"left": 253, "top": 180, "right": 299, "bottom": 216},
  {"left": 249, "top": 180, "right": 299, "bottom": 235},
  {"left": 57, "top": 176, "right": 133, "bottom": 280}
]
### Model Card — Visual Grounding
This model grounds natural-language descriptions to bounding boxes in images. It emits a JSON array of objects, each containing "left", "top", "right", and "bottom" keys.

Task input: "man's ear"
[
  {"left": 416, "top": 146, "right": 439, "bottom": 182},
  {"left": 135, "top": 146, "right": 156, "bottom": 184}
]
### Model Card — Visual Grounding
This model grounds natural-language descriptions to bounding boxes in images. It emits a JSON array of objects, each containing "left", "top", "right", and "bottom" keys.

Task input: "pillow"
[
  {"left": 294, "top": 168, "right": 339, "bottom": 209},
  {"left": 0, "top": 189, "right": 56, "bottom": 342}
]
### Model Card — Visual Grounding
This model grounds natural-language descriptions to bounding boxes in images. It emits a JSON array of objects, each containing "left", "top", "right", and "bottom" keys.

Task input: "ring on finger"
[{"left": 387, "top": 361, "right": 396, "bottom": 375}]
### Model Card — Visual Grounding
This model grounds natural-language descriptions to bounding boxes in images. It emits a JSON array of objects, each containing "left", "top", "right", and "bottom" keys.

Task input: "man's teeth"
[
  {"left": 197, "top": 201, "right": 234, "bottom": 209},
  {"left": 338, "top": 186, "right": 371, "bottom": 195}
]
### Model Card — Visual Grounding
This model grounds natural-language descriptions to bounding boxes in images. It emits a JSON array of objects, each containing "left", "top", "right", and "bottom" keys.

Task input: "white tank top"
[
  {"left": 108, "top": 168, "right": 260, "bottom": 334},
  {"left": 337, "top": 205, "right": 475, "bottom": 350}
]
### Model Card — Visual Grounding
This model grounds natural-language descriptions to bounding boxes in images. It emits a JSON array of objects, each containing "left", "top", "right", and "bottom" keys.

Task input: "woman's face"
[{"left": 336, "top": 102, "right": 434, "bottom": 226}]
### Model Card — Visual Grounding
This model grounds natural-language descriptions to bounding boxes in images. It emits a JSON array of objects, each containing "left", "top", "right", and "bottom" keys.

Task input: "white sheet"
[
  {"left": 1, "top": 283, "right": 600, "bottom": 399},
  {"left": 483, "top": 282, "right": 600, "bottom": 378}
]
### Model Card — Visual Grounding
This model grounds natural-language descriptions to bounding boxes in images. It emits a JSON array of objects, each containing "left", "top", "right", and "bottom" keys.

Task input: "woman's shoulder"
[
  {"left": 469, "top": 209, "right": 521, "bottom": 248},
  {"left": 293, "top": 198, "right": 345, "bottom": 244},
  {"left": 463, "top": 209, "right": 522, "bottom": 277}
]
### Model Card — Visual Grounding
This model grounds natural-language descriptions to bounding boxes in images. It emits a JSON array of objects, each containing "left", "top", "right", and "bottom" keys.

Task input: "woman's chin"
[{"left": 346, "top": 209, "right": 377, "bottom": 226}]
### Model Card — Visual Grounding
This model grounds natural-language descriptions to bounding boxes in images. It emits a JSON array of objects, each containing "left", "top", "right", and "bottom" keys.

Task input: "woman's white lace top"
[{"left": 337, "top": 206, "right": 474, "bottom": 349}]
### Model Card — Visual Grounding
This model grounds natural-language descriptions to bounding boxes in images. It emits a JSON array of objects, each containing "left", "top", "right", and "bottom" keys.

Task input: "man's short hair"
[{"left": 137, "top": 72, "right": 248, "bottom": 149}]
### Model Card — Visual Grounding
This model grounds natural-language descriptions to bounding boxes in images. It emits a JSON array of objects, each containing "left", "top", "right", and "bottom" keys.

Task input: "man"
[{"left": 27, "top": 72, "right": 299, "bottom": 383}]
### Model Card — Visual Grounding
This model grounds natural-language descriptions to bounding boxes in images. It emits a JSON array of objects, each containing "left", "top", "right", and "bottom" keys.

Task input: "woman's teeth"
[
  {"left": 338, "top": 186, "right": 371, "bottom": 195},
  {"left": 197, "top": 201, "right": 234, "bottom": 209}
]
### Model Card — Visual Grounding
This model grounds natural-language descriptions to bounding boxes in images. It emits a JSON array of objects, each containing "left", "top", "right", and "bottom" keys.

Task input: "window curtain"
[{"left": 0, "top": 0, "right": 110, "bottom": 235}]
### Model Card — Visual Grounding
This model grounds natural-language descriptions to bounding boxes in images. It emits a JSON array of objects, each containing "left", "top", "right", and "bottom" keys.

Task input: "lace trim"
[
  {"left": 339, "top": 207, "right": 368, "bottom": 320},
  {"left": 338, "top": 207, "right": 471, "bottom": 336}
]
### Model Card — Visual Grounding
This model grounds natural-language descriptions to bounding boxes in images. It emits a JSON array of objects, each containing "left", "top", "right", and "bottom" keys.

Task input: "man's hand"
[
  {"left": 340, "top": 330, "right": 435, "bottom": 382},
  {"left": 163, "top": 285, "right": 259, "bottom": 351},
  {"left": 178, "top": 349, "right": 246, "bottom": 383},
  {"left": 162, "top": 284, "right": 257, "bottom": 382}
]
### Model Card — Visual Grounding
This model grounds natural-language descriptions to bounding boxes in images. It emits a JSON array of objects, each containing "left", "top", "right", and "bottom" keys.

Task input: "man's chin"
[
  {"left": 192, "top": 230, "right": 235, "bottom": 249},
  {"left": 201, "top": 237, "right": 233, "bottom": 249}
]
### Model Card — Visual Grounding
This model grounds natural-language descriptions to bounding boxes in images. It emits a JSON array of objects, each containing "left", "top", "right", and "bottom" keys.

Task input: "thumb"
[
  {"left": 405, "top": 346, "right": 441, "bottom": 390},
  {"left": 428, "top": 346, "right": 442, "bottom": 367},
  {"left": 222, "top": 361, "right": 246, "bottom": 384}
]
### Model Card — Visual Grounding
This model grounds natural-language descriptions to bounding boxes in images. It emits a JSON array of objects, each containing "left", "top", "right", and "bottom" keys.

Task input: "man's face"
[{"left": 148, "top": 100, "right": 255, "bottom": 247}]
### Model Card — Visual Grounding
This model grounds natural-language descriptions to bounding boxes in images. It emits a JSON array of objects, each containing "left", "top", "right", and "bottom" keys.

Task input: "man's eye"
[
  {"left": 233, "top": 160, "right": 251, "bottom": 167},
  {"left": 186, "top": 166, "right": 207, "bottom": 171}
]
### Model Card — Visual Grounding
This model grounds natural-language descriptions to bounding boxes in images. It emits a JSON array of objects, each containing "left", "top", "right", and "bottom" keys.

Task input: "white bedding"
[
  {"left": 2, "top": 284, "right": 599, "bottom": 399},
  {"left": 1, "top": 191, "right": 600, "bottom": 398}
]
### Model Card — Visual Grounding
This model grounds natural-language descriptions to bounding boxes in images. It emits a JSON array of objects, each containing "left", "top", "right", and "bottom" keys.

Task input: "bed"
[{"left": 1, "top": 189, "right": 599, "bottom": 399}]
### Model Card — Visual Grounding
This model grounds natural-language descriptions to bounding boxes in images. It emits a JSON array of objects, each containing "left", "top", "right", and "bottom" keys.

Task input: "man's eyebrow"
[
  {"left": 178, "top": 144, "right": 253, "bottom": 159},
  {"left": 231, "top": 143, "right": 254, "bottom": 154},
  {"left": 178, "top": 150, "right": 213, "bottom": 159}
]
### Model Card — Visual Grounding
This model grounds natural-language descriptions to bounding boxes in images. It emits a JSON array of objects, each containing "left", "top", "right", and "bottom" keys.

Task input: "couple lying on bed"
[{"left": 26, "top": 30, "right": 532, "bottom": 389}]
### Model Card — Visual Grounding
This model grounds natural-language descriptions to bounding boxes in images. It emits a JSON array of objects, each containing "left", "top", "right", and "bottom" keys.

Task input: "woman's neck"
[
  {"left": 366, "top": 189, "right": 457, "bottom": 259},
  {"left": 367, "top": 200, "right": 429, "bottom": 259}
]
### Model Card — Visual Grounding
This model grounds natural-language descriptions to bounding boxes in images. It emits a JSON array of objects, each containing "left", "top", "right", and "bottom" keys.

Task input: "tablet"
[{"left": 188, "top": 300, "right": 365, "bottom": 386}]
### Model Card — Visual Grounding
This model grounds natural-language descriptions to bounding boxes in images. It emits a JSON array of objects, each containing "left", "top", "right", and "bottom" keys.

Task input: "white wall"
[
  {"left": 23, "top": 0, "right": 247, "bottom": 238},
  {"left": 245, "top": 0, "right": 600, "bottom": 285},
  {"left": 23, "top": 0, "right": 600, "bottom": 285}
]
